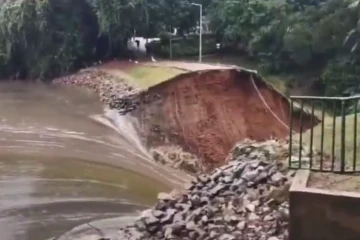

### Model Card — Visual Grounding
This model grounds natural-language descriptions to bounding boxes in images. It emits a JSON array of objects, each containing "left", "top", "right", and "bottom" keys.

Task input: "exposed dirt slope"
[{"left": 131, "top": 68, "right": 316, "bottom": 170}]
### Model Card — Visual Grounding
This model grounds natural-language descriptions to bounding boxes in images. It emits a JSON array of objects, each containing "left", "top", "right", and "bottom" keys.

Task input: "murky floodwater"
[{"left": 0, "top": 82, "right": 187, "bottom": 240}]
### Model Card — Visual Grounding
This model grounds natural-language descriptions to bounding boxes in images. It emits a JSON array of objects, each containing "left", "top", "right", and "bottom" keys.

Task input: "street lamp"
[{"left": 191, "top": 3, "right": 202, "bottom": 63}]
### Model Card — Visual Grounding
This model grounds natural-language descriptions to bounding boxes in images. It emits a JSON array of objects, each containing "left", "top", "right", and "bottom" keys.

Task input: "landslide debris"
[
  {"left": 53, "top": 65, "right": 324, "bottom": 240},
  {"left": 111, "top": 139, "right": 307, "bottom": 240},
  {"left": 126, "top": 68, "right": 317, "bottom": 170},
  {"left": 151, "top": 146, "right": 204, "bottom": 175},
  {"left": 54, "top": 66, "right": 318, "bottom": 174}
]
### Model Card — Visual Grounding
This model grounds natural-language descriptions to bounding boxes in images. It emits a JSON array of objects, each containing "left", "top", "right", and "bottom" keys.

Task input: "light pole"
[{"left": 191, "top": 3, "right": 202, "bottom": 63}]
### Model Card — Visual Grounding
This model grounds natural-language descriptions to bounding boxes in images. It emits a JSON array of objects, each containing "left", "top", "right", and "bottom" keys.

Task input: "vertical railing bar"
[
  {"left": 331, "top": 101, "right": 336, "bottom": 171},
  {"left": 320, "top": 101, "right": 325, "bottom": 171},
  {"left": 299, "top": 101, "right": 304, "bottom": 169},
  {"left": 309, "top": 101, "right": 315, "bottom": 170},
  {"left": 289, "top": 99, "right": 294, "bottom": 168},
  {"left": 287, "top": 97, "right": 360, "bottom": 173},
  {"left": 353, "top": 99, "right": 358, "bottom": 172},
  {"left": 341, "top": 101, "right": 346, "bottom": 173}
]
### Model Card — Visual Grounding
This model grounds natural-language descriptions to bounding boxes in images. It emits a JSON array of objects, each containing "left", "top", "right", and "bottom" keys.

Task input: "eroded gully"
[{"left": 0, "top": 82, "right": 188, "bottom": 240}]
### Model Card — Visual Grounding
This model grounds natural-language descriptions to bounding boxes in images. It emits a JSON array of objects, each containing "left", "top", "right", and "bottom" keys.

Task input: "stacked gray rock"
[
  {"left": 114, "top": 140, "right": 294, "bottom": 240},
  {"left": 54, "top": 68, "right": 162, "bottom": 116},
  {"left": 108, "top": 91, "right": 161, "bottom": 115},
  {"left": 53, "top": 69, "right": 144, "bottom": 115},
  {"left": 151, "top": 146, "right": 203, "bottom": 175},
  {"left": 108, "top": 93, "right": 140, "bottom": 115}
]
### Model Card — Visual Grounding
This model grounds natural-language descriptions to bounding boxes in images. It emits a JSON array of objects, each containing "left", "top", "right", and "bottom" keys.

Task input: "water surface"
[{"left": 0, "top": 82, "right": 186, "bottom": 240}]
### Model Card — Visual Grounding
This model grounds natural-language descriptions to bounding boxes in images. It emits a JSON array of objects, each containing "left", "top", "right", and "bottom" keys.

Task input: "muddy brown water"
[{"left": 0, "top": 82, "right": 187, "bottom": 240}]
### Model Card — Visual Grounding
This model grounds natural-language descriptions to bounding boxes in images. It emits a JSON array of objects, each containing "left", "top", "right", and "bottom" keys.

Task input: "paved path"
[{"left": 145, "top": 60, "right": 234, "bottom": 72}]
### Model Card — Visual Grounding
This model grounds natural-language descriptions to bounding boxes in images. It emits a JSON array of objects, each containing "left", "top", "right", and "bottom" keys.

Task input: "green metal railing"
[{"left": 289, "top": 95, "right": 360, "bottom": 173}]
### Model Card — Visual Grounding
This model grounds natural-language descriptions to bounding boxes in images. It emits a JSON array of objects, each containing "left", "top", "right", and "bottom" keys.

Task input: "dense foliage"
[
  {"left": 206, "top": 0, "right": 360, "bottom": 97},
  {"left": 2, "top": 0, "right": 360, "bottom": 98},
  {"left": 0, "top": 0, "right": 198, "bottom": 79}
]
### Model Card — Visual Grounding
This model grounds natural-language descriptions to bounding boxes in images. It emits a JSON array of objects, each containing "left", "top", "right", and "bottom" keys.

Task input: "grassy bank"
[
  {"left": 179, "top": 55, "right": 290, "bottom": 95},
  {"left": 124, "top": 58, "right": 288, "bottom": 94},
  {"left": 101, "top": 59, "right": 360, "bottom": 169},
  {"left": 299, "top": 113, "right": 360, "bottom": 168},
  {"left": 101, "top": 64, "right": 186, "bottom": 89},
  {"left": 128, "top": 66, "right": 185, "bottom": 88}
]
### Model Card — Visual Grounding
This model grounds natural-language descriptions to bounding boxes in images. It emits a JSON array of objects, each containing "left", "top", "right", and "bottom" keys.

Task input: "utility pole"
[{"left": 191, "top": 3, "right": 202, "bottom": 62}]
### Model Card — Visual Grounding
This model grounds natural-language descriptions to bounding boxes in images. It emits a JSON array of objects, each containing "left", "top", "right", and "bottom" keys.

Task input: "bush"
[
  {"left": 207, "top": 0, "right": 360, "bottom": 98},
  {"left": 0, "top": 0, "right": 134, "bottom": 80},
  {"left": 320, "top": 56, "right": 360, "bottom": 114},
  {"left": 149, "top": 35, "right": 217, "bottom": 58},
  {"left": 321, "top": 56, "right": 360, "bottom": 97}
]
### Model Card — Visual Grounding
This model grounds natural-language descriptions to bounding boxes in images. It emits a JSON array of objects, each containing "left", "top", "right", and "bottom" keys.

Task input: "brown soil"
[
  {"left": 308, "top": 172, "right": 360, "bottom": 192},
  {"left": 131, "top": 68, "right": 317, "bottom": 170},
  {"left": 53, "top": 61, "right": 318, "bottom": 172}
]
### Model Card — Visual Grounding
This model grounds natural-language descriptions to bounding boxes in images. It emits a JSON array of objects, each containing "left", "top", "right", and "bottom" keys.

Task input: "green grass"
[
  {"left": 127, "top": 66, "right": 185, "bottom": 88},
  {"left": 264, "top": 75, "right": 288, "bottom": 95},
  {"left": 299, "top": 113, "right": 360, "bottom": 167},
  {"left": 197, "top": 55, "right": 288, "bottom": 95}
]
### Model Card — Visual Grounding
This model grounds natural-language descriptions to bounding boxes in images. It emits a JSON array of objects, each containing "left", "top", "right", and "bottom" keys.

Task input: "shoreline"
[
  {"left": 51, "top": 60, "right": 316, "bottom": 182},
  {"left": 52, "top": 69, "right": 193, "bottom": 190},
  {"left": 52, "top": 65, "right": 204, "bottom": 176},
  {"left": 50, "top": 61, "right": 309, "bottom": 240}
]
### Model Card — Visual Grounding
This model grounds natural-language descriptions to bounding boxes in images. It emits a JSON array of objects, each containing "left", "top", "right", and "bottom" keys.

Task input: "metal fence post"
[
  {"left": 320, "top": 101, "right": 325, "bottom": 171},
  {"left": 289, "top": 99, "right": 294, "bottom": 168},
  {"left": 289, "top": 95, "right": 360, "bottom": 173},
  {"left": 299, "top": 101, "right": 304, "bottom": 169},
  {"left": 331, "top": 101, "right": 336, "bottom": 171},
  {"left": 353, "top": 100, "right": 358, "bottom": 171},
  {"left": 341, "top": 100, "right": 346, "bottom": 173},
  {"left": 309, "top": 101, "right": 315, "bottom": 169}
]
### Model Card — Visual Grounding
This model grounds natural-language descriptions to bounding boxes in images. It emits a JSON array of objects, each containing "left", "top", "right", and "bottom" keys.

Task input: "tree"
[
  {"left": 205, "top": 0, "right": 360, "bottom": 98},
  {"left": 0, "top": 0, "right": 199, "bottom": 79},
  {"left": 208, "top": 0, "right": 285, "bottom": 50}
]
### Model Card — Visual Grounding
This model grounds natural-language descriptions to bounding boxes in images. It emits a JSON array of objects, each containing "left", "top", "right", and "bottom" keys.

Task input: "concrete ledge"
[{"left": 290, "top": 170, "right": 360, "bottom": 240}]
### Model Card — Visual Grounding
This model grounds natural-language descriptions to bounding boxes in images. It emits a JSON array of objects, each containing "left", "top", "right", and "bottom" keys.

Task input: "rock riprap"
[
  {"left": 53, "top": 68, "right": 142, "bottom": 115},
  {"left": 151, "top": 146, "right": 203, "bottom": 175},
  {"left": 114, "top": 140, "right": 296, "bottom": 240},
  {"left": 53, "top": 68, "right": 163, "bottom": 116}
]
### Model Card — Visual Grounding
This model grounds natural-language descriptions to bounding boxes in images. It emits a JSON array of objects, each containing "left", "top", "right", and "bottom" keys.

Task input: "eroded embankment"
[
  {"left": 53, "top": 66, "right": 318, "bottom": 172},
  {"left": 116, "top": 139, "right": 297, "bottom": 240},
  {"left": 130, "top": 68, "right": 316, "bottom": 170}
]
